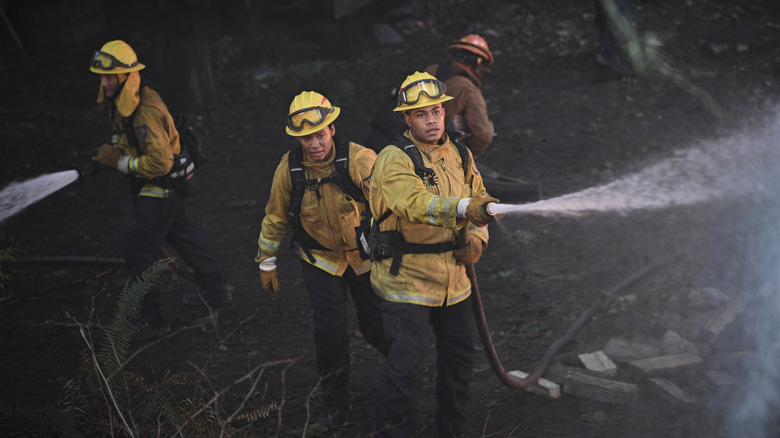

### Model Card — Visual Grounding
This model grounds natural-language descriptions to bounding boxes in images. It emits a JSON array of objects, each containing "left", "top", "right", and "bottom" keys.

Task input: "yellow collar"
[{"left": 97, "top": 71, "right": 141, "bottom": 117}]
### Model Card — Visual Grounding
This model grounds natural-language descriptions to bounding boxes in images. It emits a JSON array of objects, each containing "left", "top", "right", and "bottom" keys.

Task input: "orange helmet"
[{"left": 448, "top": 34, "right": 494, "bottom": 67}]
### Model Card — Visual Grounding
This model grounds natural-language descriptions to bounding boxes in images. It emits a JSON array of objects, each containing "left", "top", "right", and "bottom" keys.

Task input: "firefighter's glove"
[
  {"left": 258, "top": 256, "right": 279, "bottom": 295},
  {"left": 259, "top": 269, "right": 280, "bottom": 295},
  {"left": 454, "top": 235, "right": 483, "bottom": 266},
  {"left": 465, "top": 196, "right": 500, "bottom": 228},
  {"left": 92, "top": 144, "right": 123, "bottom": 170}
]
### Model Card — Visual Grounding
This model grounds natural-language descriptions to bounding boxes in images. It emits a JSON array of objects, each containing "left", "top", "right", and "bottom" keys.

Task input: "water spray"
[
  {"left": 470, "top": 110, "right": 780, "bottom": 392},
  {"left": 0, "top": 161, "right": 102, "bottom": 225}
]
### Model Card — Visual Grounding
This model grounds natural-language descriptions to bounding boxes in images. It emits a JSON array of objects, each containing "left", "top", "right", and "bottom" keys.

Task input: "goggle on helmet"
[
  {"left": 393, "top": 75, "right": 453, "bottom": 112},
  {"left": 286, "top": 106, "right": 336, "bottom": 132}
]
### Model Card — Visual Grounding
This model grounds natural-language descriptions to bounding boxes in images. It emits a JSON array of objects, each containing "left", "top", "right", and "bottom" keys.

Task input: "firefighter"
[
  {"left": 369, "top": 71, "right": 499, "bottom": 438},
  {"left": 424, "top": 34, "right": 495, "bottom": 158},
  {"left": 255, "top": 91, "right": 389, "bottom": 428},
  {"left": 89, "top": 40, "right": 234, "bottom": 343}
]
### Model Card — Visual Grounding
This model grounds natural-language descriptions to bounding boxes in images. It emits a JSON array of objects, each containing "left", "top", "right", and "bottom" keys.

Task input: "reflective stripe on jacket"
[
  {"left": 255, "top": 141, "right": 375, "bottom": 276},
  {"left": 108, "top": 85, "right": 180, "bottom": 198},
  {"left": 369, "top": 131, "right": 488, "bottom": 306},
  {"left": 425, "top": 61, "right": 493, "bottom": 157}
]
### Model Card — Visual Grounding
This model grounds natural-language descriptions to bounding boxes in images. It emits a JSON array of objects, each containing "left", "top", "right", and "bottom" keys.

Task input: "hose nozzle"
[{"left": 74, "top": 161, "right": 103, "bottom": 181}]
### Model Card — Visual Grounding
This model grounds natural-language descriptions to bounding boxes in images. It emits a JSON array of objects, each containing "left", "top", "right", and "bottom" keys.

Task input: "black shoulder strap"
[
  {"left": 287, "top": 139, "right": 370, "bottom": 262},
  {"left": 287, "top": 144, "right": 306, "bottom": 225},
  {"left": 333, "top": 137, "right": 366, "bottom": 203},
  {"left": 446, "top": 129, "right": 472, "bottom": 182},
  {"left": 286, "top": 144, "right": 331, "bottom": 262},
  {"left": 371, "top": 134, "right": 468, "bottom": 275},
  {"left": 390, "top": 132, "right": 471, "bottom": 183},
  {"left": 390, "top": 134, "right": 437, "bottom": 186}
]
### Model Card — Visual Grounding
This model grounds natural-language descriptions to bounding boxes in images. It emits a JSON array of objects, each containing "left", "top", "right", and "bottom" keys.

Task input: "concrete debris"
[
  {"left": 562, "top": 369, "right": 638, "bottom": 404},
  {"left": 548, "top": 288, "right": 748, "bottom": 406},
  {"left": 578, "top": 351, "right": 618, "bottom": 377},
  {"left": 647, "top": 378, "right": 698, "bottom": 406},
  {"left": 603, "top": 337, "right": 661, "bottom": 363},
  {"left": 507, "top": 370, "right": 561, "bottom": 399},
  {"left": 630, "top": 352, "right": 704, "bottom": 376}
]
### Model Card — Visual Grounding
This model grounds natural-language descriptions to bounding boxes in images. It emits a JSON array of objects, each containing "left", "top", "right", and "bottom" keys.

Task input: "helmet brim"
[
  {"left": 90, "top": 63, "right": 146, "bottom": 74},
  {"left": 393, "top": 94, "right": 453, "bottom": 112}
]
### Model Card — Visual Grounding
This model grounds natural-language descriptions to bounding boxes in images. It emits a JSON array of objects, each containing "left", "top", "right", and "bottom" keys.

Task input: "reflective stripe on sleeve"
[
  {"left": 138, "top": 185, "right": 177, "bottom": 198},
  {"left": 258, "top": 236, "right": 281, "bottom": 255}
]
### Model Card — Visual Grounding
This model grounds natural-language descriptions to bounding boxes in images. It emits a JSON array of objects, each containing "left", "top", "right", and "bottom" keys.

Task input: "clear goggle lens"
[
  {"left": 286, "top": 106, "right": 334, "bottom": 131},
  {"left": 397, "top": 79, "right": 447, "bottom": 105}
]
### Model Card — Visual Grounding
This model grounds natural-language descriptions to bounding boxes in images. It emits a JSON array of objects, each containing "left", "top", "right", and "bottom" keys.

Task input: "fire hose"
[{"left": 458, "top": 223, "right": 702, "bottom": 390}]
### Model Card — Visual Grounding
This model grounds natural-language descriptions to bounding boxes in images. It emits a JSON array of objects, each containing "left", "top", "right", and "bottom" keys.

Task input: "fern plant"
[
  {"left": 99, "top": 258, "right": 170, "bottom": 377},
  {"left": 1, "top": 258, "right": 292, "bottom": 437}
]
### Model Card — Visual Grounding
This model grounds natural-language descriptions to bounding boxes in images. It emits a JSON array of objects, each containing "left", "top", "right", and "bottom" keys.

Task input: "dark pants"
[
  {"left": 124, "top": 196, "right": 226, "bottom": 321},
  {"left": 376, "top": 297, "right": 476, "bottom": 438},
  {"left": 301, "top": 261, "right": 389, "bottom": 409}
]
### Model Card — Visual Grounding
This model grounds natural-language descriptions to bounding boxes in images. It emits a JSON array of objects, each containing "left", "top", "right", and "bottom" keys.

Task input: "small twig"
[
  {"left": 73, "top": 316, "right": 136, "bottom": 437},
  {"left": 180, "top": 357, "right": 302, "bottom": 432},
  {"left": 121, "top": 325, "right": 192, "bottom": 370},
  {"left": 221, "top": 368, "right": 268, "bottom": 436},
  {"left": 302, "top": 376, "right": 324, "bottom": 438},
  {"left": 276, "top": 360, "right": 296, "bottom": 438}
]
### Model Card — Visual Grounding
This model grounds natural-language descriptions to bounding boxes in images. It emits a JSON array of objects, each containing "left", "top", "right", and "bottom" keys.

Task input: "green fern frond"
[{"left": 99, "top": 258, "right": 172, "bottom": 374}]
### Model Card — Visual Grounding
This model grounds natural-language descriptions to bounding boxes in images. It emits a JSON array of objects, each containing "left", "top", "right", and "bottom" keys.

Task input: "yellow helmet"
[
  {"left": 285, "top": 91, "right": 341, "bottom": 137},
  {"left": 393, "top": 71, "right": 453, "bottom": 112},
  {"left": 89, "top": 40, "right": 145, "bottom": 74}
]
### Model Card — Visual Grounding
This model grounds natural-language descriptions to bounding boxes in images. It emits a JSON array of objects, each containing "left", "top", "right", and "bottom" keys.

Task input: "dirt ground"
[{"left": 2, "top": 0, "right": 780, "bottom": 436}]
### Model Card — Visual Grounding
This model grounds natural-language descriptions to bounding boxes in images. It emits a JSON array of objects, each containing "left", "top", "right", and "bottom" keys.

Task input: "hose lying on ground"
[{"left": 459, "top": 220, "right": 725, "bottom": 390}]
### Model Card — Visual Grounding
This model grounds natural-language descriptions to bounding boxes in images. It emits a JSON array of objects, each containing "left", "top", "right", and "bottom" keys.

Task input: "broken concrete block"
[
  {"left": 543, "top": 362, "right": 606, "bottom": 385},
  {"left": 702, "top": 290, "right": 749, "bottom": 344},
  {"left": 562, "top": 369, "right": 638, "bottom": 404},
  {"left": 507, "top": 370, "right": 561, "bottom": 399},
  {"left": 578, "top": 351, "right": 618, "bottom": 377},
  {"left": 660, "top": 330, "right": 696, "bottom": 355},
  {"left": 647, "top": 378, "right": 698, "bottom": 406},
  {"left": 603, "top": 337, "right": 661, "bottom": 363},
  {"left": 630, "top": 352, "right": 704, "bottom": 376}
]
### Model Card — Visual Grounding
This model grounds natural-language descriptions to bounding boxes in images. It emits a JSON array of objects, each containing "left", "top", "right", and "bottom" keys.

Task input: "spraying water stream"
[
  {"left": 0, "top": 170, "right": 80, "bottom": 225},
  {"left": 485, "top": 110, "right": 780, "bottom": 438},
  {"left": 488, "top": 121, "right": 778, "bottom": 217}
]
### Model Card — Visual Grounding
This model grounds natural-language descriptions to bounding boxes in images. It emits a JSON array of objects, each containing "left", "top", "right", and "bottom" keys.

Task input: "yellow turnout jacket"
[
  {"left": 105, "top": 74, "right": 180, "bottom": 198},
  {"left": 369, "top": 131, "right": 488, "bottom": 306},
  {"left": 256, "top": 141, "right": 376, "bottom": 276}
]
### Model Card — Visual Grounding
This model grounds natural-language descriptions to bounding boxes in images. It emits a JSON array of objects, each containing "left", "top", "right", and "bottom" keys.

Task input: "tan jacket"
[
  {"left": 106, "top": 80, "right": 180, "bottom": 198},
  {"left": 369, "top": 131, "right": 488, "bottom": 306},
  {"left": 426, "top": 61, "right": 493, "bottom": 157},
  {"left": 256, "top": 141, "right": 376, "bottom": 276}
]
